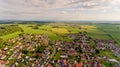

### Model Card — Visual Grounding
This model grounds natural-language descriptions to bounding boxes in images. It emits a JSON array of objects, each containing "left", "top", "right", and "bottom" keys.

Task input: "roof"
[
  {"left": 33, "top": 53, "right": 43, "bottom": 57},
  {"left": 47, "top": 64, "right": 51, "bottom": 67},
  {"left": 76, "top": 62, "right": 82, "bottom": 67}
]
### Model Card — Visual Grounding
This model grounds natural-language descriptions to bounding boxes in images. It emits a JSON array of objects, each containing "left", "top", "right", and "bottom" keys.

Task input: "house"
[
  {"left": 60, "top": 54, "right": 68, "bottom": 58},
  {"left": 75, "top": 62, "right": 82, "bottom": 67},
  {"left": 108, "top": 59, "right": 118, "bottom": 63},
  {"left": 59, "top": 59, "right": 69, "bottom": 67},
  {"left": 71, "top": 62, "right": 82, "bottom": 67},
  {"left": 68, "top": 50, "right": 77, "bottom": 56},
  {"left": 3, "top": 47, "right": 8, "bottom": 51},
  {"left": 33, "top": 53, "right": 43, "bottom": 57},
  {"left": 17, "top": 53, "right": 22, "bottom": 59},
  {"left": 0, "top": 54, "right": 6, "bottom": 60},
  {"left": 47, "top": 64, "right": 51, "bottom": 67}
]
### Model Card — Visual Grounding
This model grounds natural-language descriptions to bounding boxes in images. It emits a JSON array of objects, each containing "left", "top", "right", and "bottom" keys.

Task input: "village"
[{"left": 0, "top": 32, "right": 120, "bottom": 67}]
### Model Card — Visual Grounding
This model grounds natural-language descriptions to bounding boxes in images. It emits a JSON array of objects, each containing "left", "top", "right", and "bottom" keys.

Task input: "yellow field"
[
  {"left": 80, "top": 25, "right": 96, "bottom": 29},
  {"left": 52, "top": 28, "right": 69, "bottom": 34}
]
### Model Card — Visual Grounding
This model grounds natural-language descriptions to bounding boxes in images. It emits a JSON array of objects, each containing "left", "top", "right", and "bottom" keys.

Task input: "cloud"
[
  {"left": 0, "top": 0, "right": 119, "bottom": 9},
  {"left": 0, "top": 0, "right": 120, "bottom": 20}
]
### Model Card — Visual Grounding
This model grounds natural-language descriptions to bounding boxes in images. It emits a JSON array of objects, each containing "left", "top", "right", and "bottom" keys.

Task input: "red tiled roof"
[
  {"left": 33, "top": 53, "right": 43, "bottom": 57},
  {"left": 47, "top": 64, "right": 51, "bottom": 67},
  {"left": 76, "top": 62, "right": 82, "bottom": 67},
  {"left": 0, "top": 60, "right": 7, "bottom": 64},
  {"left": 68, "top": 50, "right": 77, "bottom": 55},
  {"left": 72, "top": 64, "right": 76, "bottom": 67}
]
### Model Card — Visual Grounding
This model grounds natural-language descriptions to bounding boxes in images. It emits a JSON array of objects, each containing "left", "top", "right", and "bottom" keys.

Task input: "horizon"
[{"left": 0, "top": 20, "right": 120, "bottom": 24}]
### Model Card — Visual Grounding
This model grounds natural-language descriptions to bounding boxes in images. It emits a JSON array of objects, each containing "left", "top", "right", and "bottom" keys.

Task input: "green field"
[
  {"left": 0, "top": 31, "right": 22, "bottom": 40},
  {"left": 0, "top": 23, "right": 120, "bottom": 67},
  {"left": 0, "top": 23, "right": 120, "bottom": 46},
  {"left": 97, "top": 24, "right": 120, "bottom": 46}
]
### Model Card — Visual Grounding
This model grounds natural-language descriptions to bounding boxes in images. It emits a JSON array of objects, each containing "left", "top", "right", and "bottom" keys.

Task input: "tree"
[
  {"left": 76, "top": 57, "right": 81, "bottom": 62},
  {"left": 22, "top": 49, "right": 29, "bottom": 54},
  {"left": 21, "top": 29, "right": 24, "bottom": 32},
  {"left": 95, "top": 49, "right": 100, "bottom": 54},
  {"left": 32, "top": 24, "right": 39, "bottom": 29},
  {"left": 0, "top": 38, "right": 4, "bottom": 48},
  {"left": 35, "top": 46, "right": 45, "bottom": 53}
]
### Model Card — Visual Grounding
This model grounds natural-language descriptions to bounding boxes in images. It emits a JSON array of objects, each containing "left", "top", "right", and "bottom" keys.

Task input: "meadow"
[
  {"left": 0, "top": 22, "right": 120, "bottom": 67},
  {"left": 97, "top": 24, "right": 120, "bottom": 46},
  {"left": 0, "top": 23, "right": 120, "bottom": 46}
]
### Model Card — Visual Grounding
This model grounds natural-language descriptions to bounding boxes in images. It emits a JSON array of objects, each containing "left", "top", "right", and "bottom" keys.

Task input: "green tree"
[
  {"left": 22, "top": 49, "right": 29, "bottom": 54},
  {"left": 0, "top": 38, "right": 4, "bottom": 48},
  {"left": 35, "top": 46, "right": 45, "bottom": 53},
  {"left": 32, "top": 24, "right": 39, "bottom": 29}
]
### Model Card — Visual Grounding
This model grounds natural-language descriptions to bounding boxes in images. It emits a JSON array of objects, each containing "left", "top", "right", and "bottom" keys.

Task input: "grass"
[
  {"left": 54, "top": 50, "right": 62, "bottom": 60},
  {"left": 62, "top": 24, "right": 111, "bottom": 40},
  {"left": 102, "top": 60, "right": 113, "bottom": 67},
  {"left": 20, "top": 24, "right": 64, "bottom": 40},
  {"left": 65, "top": 27, "right": 81, "bottom": 33},
  {"left": 0, "top": 23, "right": 120, "bottom": 44},
  {"left": 99, "top": 49, "right": 119, "bottom": 60},
  {"left": 39, "top": 25, "right": 53, "bottom": 31},
  {"left": 0, "top": 23, "right": 120, "bottom": 66},
  {"left": 96, "top": 24, "right": 120, "bottom": 46},
  {"left": 0, "top": 31, "right": 22, "bottom": 40},
  {"left": 86, "top": 29, "right": 111, "bottom": 40}
]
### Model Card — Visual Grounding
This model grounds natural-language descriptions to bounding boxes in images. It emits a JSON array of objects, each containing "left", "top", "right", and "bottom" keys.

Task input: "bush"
[
  {"left": 32, "top": 25, "right": 39, "bottom": 29},
  {"left": 0, "top": 25, "right": 22, "bottom": 36},
  {"left": 22, "top": 49, "right": 29, "bottom": 54},
  {"left": 0, "top": 38, "right": 4, "bottom": 48},
  {"left": 35, "top": 46, "right": 45, "bottom": 53}
]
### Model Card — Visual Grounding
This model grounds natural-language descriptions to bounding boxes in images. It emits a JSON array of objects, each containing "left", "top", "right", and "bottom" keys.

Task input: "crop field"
[
  {"left": 0, "top": 23, "right": 120, "bottom": 46},
  {"left": 0, "top": 22, "right": 120, "bottom": 67},
  {"left": 96, "top": 24, "right": 120, "bottom": 46},
  {"left": 0, "top": 32, "right": 22, "bottom": 40},
  {"left": 52, "top": 28, "right": 69, "bottom": 34}
]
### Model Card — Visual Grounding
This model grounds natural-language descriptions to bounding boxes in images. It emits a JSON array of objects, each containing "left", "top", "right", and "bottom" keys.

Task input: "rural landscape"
[
  {"left": 0, "top": 22, "right": 120, "bottom": 67},
  {"left": 0, "top": 0, "right": 120, "bottom": 67}
]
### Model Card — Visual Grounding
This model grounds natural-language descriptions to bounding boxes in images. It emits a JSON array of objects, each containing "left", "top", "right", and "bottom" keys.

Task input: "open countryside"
[{"left": 0, "top": 22, "right": 120, "bottom": 67}]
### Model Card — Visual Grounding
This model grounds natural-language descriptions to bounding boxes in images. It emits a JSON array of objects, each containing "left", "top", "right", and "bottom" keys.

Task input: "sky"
[{"left": 0, "top": 0, "right": 120, "bottom": 21}]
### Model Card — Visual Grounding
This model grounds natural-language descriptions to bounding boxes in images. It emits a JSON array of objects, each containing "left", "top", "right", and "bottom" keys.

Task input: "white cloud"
[
  {"left": 0, "top": 0, "right": 120, "bottom": 20},
  {"left": 0, "top": 0, "right": 119, "bottom": 9}
]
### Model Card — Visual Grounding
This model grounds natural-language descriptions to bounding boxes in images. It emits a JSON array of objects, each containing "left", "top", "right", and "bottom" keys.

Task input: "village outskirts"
[{"left": 0, "top": 32, "right": 120, "bottom": 67}]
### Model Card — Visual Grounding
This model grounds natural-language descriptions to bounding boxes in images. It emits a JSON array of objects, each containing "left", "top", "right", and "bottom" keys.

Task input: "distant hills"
[{"left": 0, "top": 20, "right": 120, "bottom": 24}]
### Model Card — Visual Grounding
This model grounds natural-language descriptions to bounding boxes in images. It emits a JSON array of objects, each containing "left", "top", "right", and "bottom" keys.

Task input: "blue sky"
[{"left": 0, "top": 0, "right": 120, "bottom": 21}]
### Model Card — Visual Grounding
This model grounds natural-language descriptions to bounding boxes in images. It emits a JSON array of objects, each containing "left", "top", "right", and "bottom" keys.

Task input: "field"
[
  {"left": 0, "top": 23, "right": 120, "bottom": 46},
  {"left": 0, "top": 22, "right": 120, "bottom": 67},
  {"left": 97, "top": 24, "right": 120, "bottom": 46}
]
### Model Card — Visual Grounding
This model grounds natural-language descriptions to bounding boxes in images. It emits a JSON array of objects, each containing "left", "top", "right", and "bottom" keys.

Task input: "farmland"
[
  {"left": 0, "top": 23, "right": 120, "bottom": 45},
  {"left": 0, "top": 22, "right": 120, "bottom": 67},
  {"left": 97, "top": 24, "right": 120, "bottom": 46}
]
